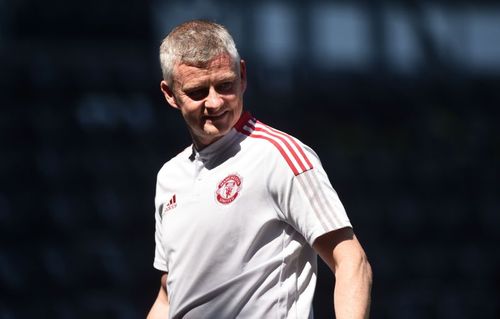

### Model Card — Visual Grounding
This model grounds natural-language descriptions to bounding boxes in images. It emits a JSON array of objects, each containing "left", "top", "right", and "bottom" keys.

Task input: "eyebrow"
[
  {"left": 182, "top": 73, "right": 237, "bottom": 91},
  {"left": 183, "top": 82, "right": 206, "bottom": 92},
  {"left": 217, "top": 74, "right": 237, "bottom": 82}
]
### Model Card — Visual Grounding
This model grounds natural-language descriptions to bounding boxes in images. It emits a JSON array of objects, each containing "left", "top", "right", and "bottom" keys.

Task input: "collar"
[{"left": 190, "top": 111, "right": 252, "bottom": 161}]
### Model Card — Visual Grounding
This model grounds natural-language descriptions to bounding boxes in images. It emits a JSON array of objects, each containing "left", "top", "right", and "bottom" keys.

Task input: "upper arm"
[
  {"left": 147, "top": 273, "right": 170, "bottom": 319},
  {"left": 161, "top": 273, "right": 168, "bottom": 296},
  {"left": 312, "top": 227, "right": 368, "bottom": 274},
  {"left": 156, "top": 272, "right": 169, "bottom": 304}
]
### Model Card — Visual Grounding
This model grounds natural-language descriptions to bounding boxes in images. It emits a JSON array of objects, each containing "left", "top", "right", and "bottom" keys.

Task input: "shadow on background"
[{"left": 1, "top": 1, "right": 499, "bottom": 318}]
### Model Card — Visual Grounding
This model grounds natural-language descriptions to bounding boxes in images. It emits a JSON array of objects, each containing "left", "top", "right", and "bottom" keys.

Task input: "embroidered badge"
[{"left": 215, "top": 174, "right": 242, "bottom": 205}]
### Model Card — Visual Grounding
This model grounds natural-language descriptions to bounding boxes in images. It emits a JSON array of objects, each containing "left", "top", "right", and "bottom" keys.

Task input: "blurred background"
[{"left": 1, "top": 0, "right": 499, "bottom": 318}]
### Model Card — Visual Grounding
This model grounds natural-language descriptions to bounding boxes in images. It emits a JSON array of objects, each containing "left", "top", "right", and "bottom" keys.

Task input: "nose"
[{"left": 205, "top": 86, "right": 224, "bottom": 110}]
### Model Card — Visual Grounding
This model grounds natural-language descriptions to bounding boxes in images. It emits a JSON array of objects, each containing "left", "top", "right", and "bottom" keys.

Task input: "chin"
[
  {"left": 204, "top": 126, "right": 229, "bottom": 138},
  {"left": 206, "top": 119, "right": 232, "bottom": 133}
]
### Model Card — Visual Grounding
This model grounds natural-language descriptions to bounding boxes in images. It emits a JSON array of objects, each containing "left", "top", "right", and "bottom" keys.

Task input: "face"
[{"left": 161, "top": 54, "right": 247, "bottom": 149}]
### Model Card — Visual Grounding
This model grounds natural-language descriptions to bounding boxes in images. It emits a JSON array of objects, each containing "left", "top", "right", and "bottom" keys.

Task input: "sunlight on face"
[{"left": 171, "top": 54, "right": 247, "bottom": 149}]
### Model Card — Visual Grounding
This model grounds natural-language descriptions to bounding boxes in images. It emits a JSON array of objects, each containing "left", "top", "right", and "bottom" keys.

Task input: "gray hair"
[{"left": 159, "top": 20, "right": 241, "bottom": 86}]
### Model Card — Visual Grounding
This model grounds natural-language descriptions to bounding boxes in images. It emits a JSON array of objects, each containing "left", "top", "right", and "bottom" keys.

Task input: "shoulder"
[
  {"left": 236, "top": 115, "right": 318, "bottom": 176},
  {"left": 157, "top": 145, "right": 192, "bottom": 180}
]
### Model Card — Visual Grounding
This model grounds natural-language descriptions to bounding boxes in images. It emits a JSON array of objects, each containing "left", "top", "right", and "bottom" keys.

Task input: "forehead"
[{"left": 173, "top": 54, "right": 238, "bottom": 87}]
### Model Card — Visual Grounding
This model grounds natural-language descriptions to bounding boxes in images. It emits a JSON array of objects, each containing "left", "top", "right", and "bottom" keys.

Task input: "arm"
[
  {"left": 313, "top": 227, "right": 372, "bottom": 319},
  {"left": 147, "top": 273, "right": 169, "bottom": 319}
]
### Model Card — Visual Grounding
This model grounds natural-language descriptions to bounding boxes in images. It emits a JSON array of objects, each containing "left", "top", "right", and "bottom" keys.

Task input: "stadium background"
[{"left": 1, "top": 0, "right": 499, "bottom": 318}]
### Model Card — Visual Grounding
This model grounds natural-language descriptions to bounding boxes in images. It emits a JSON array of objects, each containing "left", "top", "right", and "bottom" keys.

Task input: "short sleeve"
[
  {"left": 277, "top": 145, "right": 352, "bottom": 246},
  {"left": 153, "top": 186, "right": 169, "bottom": 272}
]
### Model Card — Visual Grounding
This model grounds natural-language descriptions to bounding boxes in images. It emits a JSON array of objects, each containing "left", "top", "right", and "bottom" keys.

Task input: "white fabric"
[{"left": 153, "top": 113, "right": 351, "bottom": 319}]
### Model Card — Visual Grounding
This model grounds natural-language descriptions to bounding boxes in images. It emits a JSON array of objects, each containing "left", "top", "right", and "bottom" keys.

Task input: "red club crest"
[{"left": 215, "top": 174, "right": 242, "bottom": 205}]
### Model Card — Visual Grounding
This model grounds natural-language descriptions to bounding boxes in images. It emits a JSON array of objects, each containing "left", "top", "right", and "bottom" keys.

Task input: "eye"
[
  {"left": 216, "top": 81, "right": 234, "bottom": 94},
  {"left": 185, "top": 88, "right": 208, "bottom": 101}
]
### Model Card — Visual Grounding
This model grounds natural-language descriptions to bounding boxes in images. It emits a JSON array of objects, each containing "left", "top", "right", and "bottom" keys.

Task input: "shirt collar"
[{"left": 190, "top": 111, "right": 252, "bottom": 161}]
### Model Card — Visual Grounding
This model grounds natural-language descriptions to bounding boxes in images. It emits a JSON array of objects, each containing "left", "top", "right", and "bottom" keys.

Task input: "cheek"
[
  {"left": 180, "top": 103, "right": 203, "bottom": 123},
  {"left": 224, "top": 94, "right": 240, "bottom": 105},
  {"left": 179, "top": 100, "right": 202, "bottom": 114},
  {"left": 181, "top": 109, "right": 197, "bottom": 122}
]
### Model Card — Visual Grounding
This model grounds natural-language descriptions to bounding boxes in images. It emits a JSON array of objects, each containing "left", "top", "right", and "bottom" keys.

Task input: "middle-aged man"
[{"left": 148, "top": 19, "right": 372, "bottom": 319}]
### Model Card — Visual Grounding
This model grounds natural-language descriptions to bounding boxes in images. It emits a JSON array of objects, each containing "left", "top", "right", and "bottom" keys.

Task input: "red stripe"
[
  {"left": 238, "top": 127, "right": 299, "bottom": 175},
  {"left": 233, "top": 111, "right": 252, "bottom": 131},
  {"left": 253, "top": 124, "right": 307, "bottom": 172},
  {"left": 249, "top": 134, "right": 300, "bottom": 175},
  {"left": 237, "top": 115, "right": 313, "bottom": 175},
  {"left": 236, "top": 117, "right": 255, "bottom": 133},
  {"left": 261, "top": 122, "right": 313, "bottom": 170}
]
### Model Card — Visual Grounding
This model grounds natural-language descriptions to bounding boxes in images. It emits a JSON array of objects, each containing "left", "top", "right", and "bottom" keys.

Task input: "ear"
[
  {"left": 160, "top": 80, "right": 180, "bottom": 109},
  {"left": 239, "top": 60, "right": 247, "bottom": 94}
]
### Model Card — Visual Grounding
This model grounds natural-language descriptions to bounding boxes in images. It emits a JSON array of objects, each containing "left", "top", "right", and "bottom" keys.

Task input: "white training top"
[{"left": 153, "top": 112, "right": 352, "bottom": 319}]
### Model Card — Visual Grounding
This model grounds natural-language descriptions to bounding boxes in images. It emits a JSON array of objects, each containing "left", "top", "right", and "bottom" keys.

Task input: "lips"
[{"left": 204, "top": 111, "right": 228, "bottom": 121}]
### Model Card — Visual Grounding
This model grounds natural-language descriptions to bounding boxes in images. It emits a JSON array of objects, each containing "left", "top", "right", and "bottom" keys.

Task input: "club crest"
[{"left": 215, "top": 174, "right": 242, "bottom": 205}]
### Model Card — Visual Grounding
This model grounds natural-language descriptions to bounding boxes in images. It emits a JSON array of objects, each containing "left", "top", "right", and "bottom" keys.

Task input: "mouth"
[{"left": 204, "top": 111, "right": 228, "bottom": 122}]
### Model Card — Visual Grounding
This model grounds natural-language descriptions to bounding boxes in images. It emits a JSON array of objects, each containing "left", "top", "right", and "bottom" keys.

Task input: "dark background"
[{"left": 1, "top": 1, "right": 499, "bottom": 318}]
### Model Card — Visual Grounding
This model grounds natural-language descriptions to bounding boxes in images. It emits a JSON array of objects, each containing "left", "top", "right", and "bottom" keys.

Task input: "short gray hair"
[{"left": 159, "top": 20, "right": 241, "bottom": 86}]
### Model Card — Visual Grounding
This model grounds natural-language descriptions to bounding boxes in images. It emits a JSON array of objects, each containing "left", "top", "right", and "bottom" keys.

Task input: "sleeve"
[
  {"left": 276, "top": 144, "right": 352, "bottom": 247},
  {"left": 153, "top": 178, "right": 169, "bottom": 272}
]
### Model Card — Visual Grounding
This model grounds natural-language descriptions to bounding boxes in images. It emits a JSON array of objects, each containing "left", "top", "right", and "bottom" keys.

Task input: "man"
[{"left": 148, "top": 20, "right": 372, "bottom": 319}]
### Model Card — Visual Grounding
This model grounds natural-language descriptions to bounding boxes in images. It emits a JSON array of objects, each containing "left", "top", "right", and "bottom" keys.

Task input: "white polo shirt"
[{"left": 153, "top": 112, "right": 352, "bottom": 319}]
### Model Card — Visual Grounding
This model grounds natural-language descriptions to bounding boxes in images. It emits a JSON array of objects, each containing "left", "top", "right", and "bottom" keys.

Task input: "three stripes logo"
[
  {"left": 159, "top": 194, "right": 177, "bottom": 220},
  {"left": 235, "top": 114, "right": 313, "bottom": 176},
  {"left": 165, "top": 194, "right": 177, "bottom": 212}
]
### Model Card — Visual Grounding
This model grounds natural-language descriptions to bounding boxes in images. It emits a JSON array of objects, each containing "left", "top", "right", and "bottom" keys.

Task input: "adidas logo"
[
  {"left": 159, "top": 194, "right": 177, "bottom": 221},
  {"left": 164, "top": 194, "right": 177, "bottom": 212}
]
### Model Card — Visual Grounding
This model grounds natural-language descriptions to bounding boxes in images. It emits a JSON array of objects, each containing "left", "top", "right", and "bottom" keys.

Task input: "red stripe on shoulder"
[
  {"left": 262, "top": 124, "right": 314, "bottom": 170},
  {"left": 248, "top": 133, "right": 300, "bottom": 175},
  {"left": 254, "top": 123, "right": 307, "bottom": 172},
  {"left": 237, "top": 115, "right": 313, "bottom": 175}
]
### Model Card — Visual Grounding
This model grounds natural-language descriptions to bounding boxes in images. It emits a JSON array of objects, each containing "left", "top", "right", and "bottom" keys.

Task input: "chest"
[{"left": 157, "top": 150, "right": 278, "bottom": 252}]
